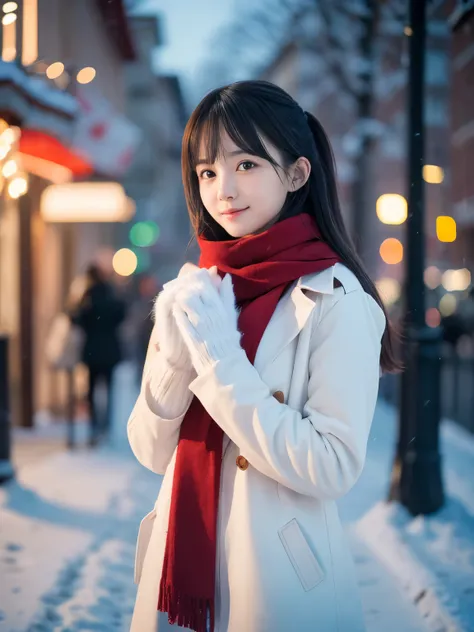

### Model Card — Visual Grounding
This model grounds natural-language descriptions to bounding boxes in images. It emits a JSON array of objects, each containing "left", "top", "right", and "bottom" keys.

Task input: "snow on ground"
[
  {"left": 340, "top": 399, "right": 474, "bottom": 632},
  {"left": 0, "top": 363, "right": 160, "bottom": 632},
  {"left": 0, "top": 363, "right": 472, "bottom": 631}
]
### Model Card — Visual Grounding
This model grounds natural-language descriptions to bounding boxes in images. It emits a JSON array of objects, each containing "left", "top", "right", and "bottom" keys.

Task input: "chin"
[
  {"left": 219, "top": 219, "right": 270, "bottom": 239},
  {"left": 223, "top": 226, "right": 251, "bottom": 238}
]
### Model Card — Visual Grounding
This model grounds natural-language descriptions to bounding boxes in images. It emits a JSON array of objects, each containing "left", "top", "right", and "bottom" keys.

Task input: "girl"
[{"left": 127, "top": 80, "right": 397, "bottom": 632}]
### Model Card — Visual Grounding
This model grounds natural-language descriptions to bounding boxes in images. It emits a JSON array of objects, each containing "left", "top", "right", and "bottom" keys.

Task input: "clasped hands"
[{"left": 154, "top": 263, "right": 242, "bottom": 376}]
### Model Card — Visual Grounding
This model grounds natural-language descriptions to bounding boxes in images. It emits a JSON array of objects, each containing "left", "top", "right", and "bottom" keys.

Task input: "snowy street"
[{"left": 0, "top": 363, "right": 473, "bottom": 632}]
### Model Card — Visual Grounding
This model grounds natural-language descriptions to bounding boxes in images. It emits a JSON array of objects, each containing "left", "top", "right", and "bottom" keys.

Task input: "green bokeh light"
[
  {"left": 134, "top": 247, "right": 151, "bottom": 273},
  {"left": 129, "top": 221, "right": 160, "bottom": 247}
]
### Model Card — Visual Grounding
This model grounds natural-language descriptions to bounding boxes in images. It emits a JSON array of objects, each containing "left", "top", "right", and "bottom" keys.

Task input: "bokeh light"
[
  {"left": 439, "top": 294, "right": 457, "bottom": 317},
  {"left": 8, "top": 175, "right": 28, "bottom": 198},
  {"left": 379, "top": 238, "right": 403, "bottom": 264},
  {"left": 2, "top": 2, "right": 18, "bottom": 12},
  {"left": 2, "top": 12, "right": 16, "bottom": 25},
  {"left": 112, "top": 248, "right": 138, "bottom": 277},
  {"left": 129, "top": 221, "right": 160, "bottom": 247},
  {"left": 424, "top": 265, "right": 442, "bottom": 289},
  {"left": 436, "top": 216, "right": 456, "bottom": 242},
  {"left": 375, "top": 277, "right": 401, "bottom": 306},
  {"left": 77, "top": 67, "right": 96, "bottom": 84},
  {"left": 376, "top": 194, "right": 407, "bottom": 225},
  {"left": 46, "top": 61, "right": 64, "bottom": 80},
  {"left": 426, "top": 307, "right": 441, "bottom": 328},
  {"left": 2, "top": 159, "right": 17, "bottom": 178},
  {"left": 441, "top": 268, "right": 471, "bottom": 292},
  {"left": 423, "top": 165, "right": 444, "bottom": 184}
]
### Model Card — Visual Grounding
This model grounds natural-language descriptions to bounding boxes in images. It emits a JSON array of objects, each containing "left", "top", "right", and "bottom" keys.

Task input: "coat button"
[
  {"left": 273, "top": 390, "right": 285, "bottom": 404},
  {"left": 236, "top": 455, "right": 249, "bottom": 470}
]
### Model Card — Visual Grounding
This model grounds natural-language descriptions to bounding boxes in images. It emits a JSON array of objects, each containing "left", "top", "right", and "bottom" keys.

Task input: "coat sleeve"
[
  {"left": 188, "top": 288, "right": 385, "bottom": 500},
  {"left": 127, "top": 329, "right": 194, "bottom": 475}
]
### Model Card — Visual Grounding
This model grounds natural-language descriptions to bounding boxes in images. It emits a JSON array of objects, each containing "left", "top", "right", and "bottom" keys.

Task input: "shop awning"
[{"left": 19, "top": 129, "right": 93, "bottom": 177}]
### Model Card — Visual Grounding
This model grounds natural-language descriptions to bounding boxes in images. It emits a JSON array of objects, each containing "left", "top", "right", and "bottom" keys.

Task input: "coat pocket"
[
  {"left": 134, "top": 508, "right": 157, "bottom": 585},
  {"left": 278, "top": 518, "right": 325, "bottom": 592}
]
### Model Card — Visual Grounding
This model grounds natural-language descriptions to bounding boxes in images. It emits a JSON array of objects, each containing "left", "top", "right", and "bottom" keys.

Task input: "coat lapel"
[{"left": 254, "top": 266, "right": 337, "bottom": 373}]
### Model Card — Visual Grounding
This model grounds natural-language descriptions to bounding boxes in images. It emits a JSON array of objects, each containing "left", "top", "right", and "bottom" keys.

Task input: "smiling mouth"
[{"left": 220, "top": 207, "right": 249, "bottom": 216}]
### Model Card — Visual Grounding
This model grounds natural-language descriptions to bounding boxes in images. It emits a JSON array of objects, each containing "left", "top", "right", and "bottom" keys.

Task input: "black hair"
[{"left": 181, "top": 80, "right": 400, "bottom": 373}]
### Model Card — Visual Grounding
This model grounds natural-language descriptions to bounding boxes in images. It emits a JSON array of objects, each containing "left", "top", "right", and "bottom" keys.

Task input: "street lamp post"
[{"left": 388, "top": 0, "right": 444, "bottom": 515}]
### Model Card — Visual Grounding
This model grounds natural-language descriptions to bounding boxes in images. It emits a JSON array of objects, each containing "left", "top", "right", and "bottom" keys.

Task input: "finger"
[
  {"left": 174, "top": 289, "right": 202, "bottom": 328},
  {"left": 161, "top": 269, "right": 205, "bottom": 307},
  {"left": 220, "top": 274, "right": 235, "bottom": 308},
  {"left": 163, "top": 277, "right": 180, "bottom": 292},
  {"left": 178, "top": 262, "right": 200, "bottom": 278},
  {"left": 208, "top": 266, "right": 222, "bottom": 289},
  {"left": 154, "top": 286, "right": 175, "bottom": 323},
  {"left": 172, "top": 303, "right": 197, "bottom": 346}
]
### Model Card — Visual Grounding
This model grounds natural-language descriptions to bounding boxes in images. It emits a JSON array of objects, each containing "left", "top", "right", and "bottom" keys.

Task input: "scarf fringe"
[{"left": 158, "top": 579, "right": 214, "bottom": 632}]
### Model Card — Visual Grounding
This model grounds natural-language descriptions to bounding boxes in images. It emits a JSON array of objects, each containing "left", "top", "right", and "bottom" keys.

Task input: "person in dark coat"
[{"left": 71, "top": 264, "right": 126, "bottom": 445}]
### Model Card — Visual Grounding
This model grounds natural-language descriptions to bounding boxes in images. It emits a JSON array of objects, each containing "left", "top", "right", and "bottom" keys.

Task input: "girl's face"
[{"left": 196, "top": 131, "right": 310, "bottom": 238}]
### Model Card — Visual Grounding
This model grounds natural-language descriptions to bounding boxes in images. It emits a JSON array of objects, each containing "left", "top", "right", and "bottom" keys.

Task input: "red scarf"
[{"left": 158, "top": 213, "right": 340, "bottom": 631}]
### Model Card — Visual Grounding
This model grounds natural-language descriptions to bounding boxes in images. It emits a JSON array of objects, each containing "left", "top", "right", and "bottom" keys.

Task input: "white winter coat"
[{"left": 127, "top": 262, "right": 386, "bottom": 632}]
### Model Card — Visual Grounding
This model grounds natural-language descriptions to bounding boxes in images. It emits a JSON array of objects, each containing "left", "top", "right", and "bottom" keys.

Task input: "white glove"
[
  {"left": 154, "top": 265, "right": 221, "bottom": 371},
  {"left": 143, "top": 265, "right": 221, "bottom": 419},
  {"left": 173, "top": 271, "right": 242, "bottom": 375}
]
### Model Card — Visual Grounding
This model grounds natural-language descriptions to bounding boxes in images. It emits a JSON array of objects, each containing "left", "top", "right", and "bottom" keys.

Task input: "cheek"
[
  {"left": 198, "top": 183, "right": 223, "bottom": 223},
  {"left": 198, "top": 183, "right": 214, "bottom": 209},
  {"left": 255, "top": 174, "right": 287, "bottom": 209}
]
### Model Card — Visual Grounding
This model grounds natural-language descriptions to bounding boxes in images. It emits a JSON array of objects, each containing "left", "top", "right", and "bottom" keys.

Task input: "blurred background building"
[{"left": 0, "top": 0, "right": 189, "bottom": 433}]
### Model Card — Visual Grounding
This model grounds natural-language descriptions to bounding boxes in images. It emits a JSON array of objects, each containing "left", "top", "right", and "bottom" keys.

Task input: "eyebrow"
[{"left": 195, "top": 149, "right": 249, "bottom": 167}]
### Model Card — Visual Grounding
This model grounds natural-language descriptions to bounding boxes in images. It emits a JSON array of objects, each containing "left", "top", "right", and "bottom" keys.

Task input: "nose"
[{"left": 217, "top": 173, "right": 236, "bottom": 201}]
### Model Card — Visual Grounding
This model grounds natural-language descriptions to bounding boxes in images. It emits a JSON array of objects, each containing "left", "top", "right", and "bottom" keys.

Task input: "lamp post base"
[
  {"left": 390, "top": 325, "right": 445, "bottom": 516},
  {"left": 400, "top": 450, "right": 444, "bottom": 516}
]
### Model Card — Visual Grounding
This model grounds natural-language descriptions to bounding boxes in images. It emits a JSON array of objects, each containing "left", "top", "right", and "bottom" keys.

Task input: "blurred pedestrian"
[
  {"left": 71, "top": 264, "right": 126, "bottom": 446},
  {"left": 128, "top": 81, "right": 398, "bottom": 632}
]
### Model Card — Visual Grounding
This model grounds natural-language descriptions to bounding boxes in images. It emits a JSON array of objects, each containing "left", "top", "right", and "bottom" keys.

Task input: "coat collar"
[
  {"left": 254, "top": 264, "right": 343, "bottom": 372},
  {"left": 297, "top": 266, "right": 336, "bottom": 295}
]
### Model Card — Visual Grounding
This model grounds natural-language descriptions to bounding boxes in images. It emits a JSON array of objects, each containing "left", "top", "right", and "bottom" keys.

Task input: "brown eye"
[
  {"left": 199, "top": 169, "right": 214, "bottom": 179},
  {"left": 238, "top": 161, "right": 256, "bottom": 171}
]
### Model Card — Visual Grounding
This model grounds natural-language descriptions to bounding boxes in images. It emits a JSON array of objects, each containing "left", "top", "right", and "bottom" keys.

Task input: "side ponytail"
[{"left": 303, "top": 111, "right": 401, "bottom": 374}]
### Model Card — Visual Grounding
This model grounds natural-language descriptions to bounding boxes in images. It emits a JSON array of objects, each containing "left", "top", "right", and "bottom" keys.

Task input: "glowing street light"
[{"left": 376, "top": 194, "right": 408, "bottom": 225}]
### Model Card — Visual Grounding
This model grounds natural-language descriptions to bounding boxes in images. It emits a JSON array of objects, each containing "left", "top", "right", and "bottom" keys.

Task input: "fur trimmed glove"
[{"left": 173, "top": 271, "right": 242, "bottom": 375}]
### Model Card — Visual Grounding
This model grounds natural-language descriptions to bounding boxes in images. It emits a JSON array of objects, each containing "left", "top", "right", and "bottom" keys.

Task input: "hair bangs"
[{"left": 189, "top": 98, "right": 279, "bottom": 170}]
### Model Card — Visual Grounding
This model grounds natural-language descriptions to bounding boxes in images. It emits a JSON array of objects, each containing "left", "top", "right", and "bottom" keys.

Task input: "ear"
[{"left": 289, "top": 157, "right": 311, "bottom": 192}]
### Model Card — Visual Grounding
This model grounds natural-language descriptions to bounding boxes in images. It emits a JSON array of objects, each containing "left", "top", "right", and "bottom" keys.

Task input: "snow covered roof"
[
  {"left": 0, "top": 60, "right": 78, "bottom": 143},
  {"left": 0, "top": 61, "right": 77, "bottom": 118}
]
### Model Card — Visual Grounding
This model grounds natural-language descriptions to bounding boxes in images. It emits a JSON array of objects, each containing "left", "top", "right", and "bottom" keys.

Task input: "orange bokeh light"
[{"left": 379, "top": 238, "right": 403, "bottom": 265}]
